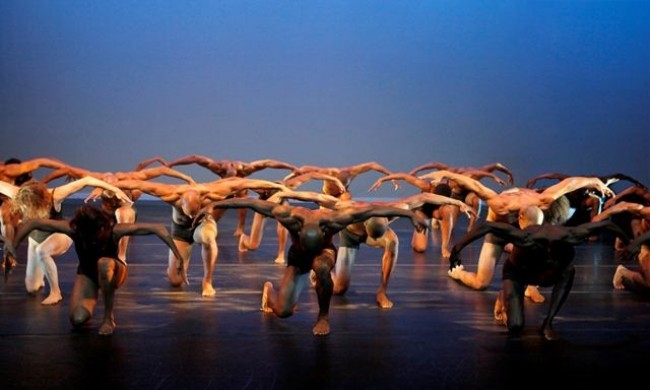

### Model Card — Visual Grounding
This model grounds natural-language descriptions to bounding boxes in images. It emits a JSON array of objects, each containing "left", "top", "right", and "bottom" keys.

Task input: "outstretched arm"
[
  {"left": 13, "top": 219, "right": 72, "bottom": 250},
  {"left": 418, "top": 170, "right": 499, "bottom": 200},
  {"left": 368, "top": 173, "right": 429, "bottom": 192},
  {"left": 40, "top": 166, "right": 93, "bottom": 184},
  {"left": 282, "top": 172, "right": 346, "bottom": 193},
  {"left": 1, "top": 158, "right": 68, "bottom": 180},
  {"left": 599, "top": 173, "right": 645, "bottom": 189},
  {"left": 114, "top": 179, "right": 181, "bottom": 202},
  {"left": 407, "top": 162, "right": 450, "bottom": 176},
  {"left": 592, "top": 201, "right": 645, "bottom": 222},
  {"left": 53, "top": 176, "right": 133, "bottom": 207},
  {"left": 113, "top": 223, "right": 187, "bottom": 283},
  {"left": 345, "top": 162, "right": 392, "bottom": 179},
  {"left": 134, "top": 157, "right": 169, "bottom": 171},
  {"left": 542, "top": 176, "right": 614, "bottom": 202},
  {"left": 526, "top": 172, "right": 568, "bottom": 189},
  {"left": 268, "top": 190, "right": 340, "bottom": 208},
  {"left": 462, "top": 169, "right": 507, "bottom": 187},
  {"left": 124, "top": 166, "right": 196, "bottom": 185},
  {"left": 339, "top": 205, "right": 428, "bottom": 231},
  {"left": 389, "top": 193, "right": 477, "bottom": 219},
  {"left": 195, "top": 198, "right": 280, "bottom": 227},
  {"left": 477, "top": 163, "right": 514, "bottom": 185},
  {"left": 564, "top": 219, "right": 630, "bottom": 246},
  {"left": 206, "top": 177, "right": 290, "bottom": 197},
  {"left": 450, "top": 222, "right": 521, "bottom": 257},
  {"left": 245, "top": 159, "right": 298, "bottom": 175}
]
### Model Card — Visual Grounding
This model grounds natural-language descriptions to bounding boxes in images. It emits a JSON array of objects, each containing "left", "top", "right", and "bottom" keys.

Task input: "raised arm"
[
  {"left": 115, "top": 179, "right": 185, "bottom": 203},
  {"left": 407, "top": 161, "right": 450, "bottom": 176},
  {"left": 196, "top": 198, "right": 280, "bottom": 225},
  {"left": 338, "top": 204, "right": 427, "bottom": 231},
  {"left": 542, "top": 176, "right": 614, "bottom": 201},
  {"left": 604, "top": 185, "right": 650, "bottom": 209},
  {"left": 282, "top": 172, "right": 346, "bottom": 193},
  {"left": 1, "top": 157, "right": 68, "bottom": 180},
  {"left": 592, "top": 201, "right": 645, "bottom": 222},
  {"left": 244, "top": 159, "right": 298, "bottom": 175},
  {"left": 368, "top": 173, "right": 429, "bottom": 192},
  {"left": 599, "top": 173, "right": 645, "bottom": 189},
  {"left": 134, "top": 157, "right": 169, "bottom": 171},
  {"left": 461, "top": 169, "right": 507, "bottom": 187},
  {"left": 206, "top": 177, "right": 290, "bottom": 197},
  {"left": 122, "top": 166, "right": 196, "bottom": 185},
  {"left": 345, "top": 162, "right": 393, "bottom": 179},
  {"left": 268, "top": 190, "right": 340, "bottom": 208},
  {"left": 52, "top": 176, "right": 133, "bottom": 208},
  {"left": 476, "top": 163, "right": 514, "bottom": 185},
  {"left": 526, "top": 172, "right": 569, "bottom": 189},
  {"left": 40, "top": 166, "right": 95, "bottom": 184},
  {"left": 389, "top": 193, "right": 478, "bottom": 219},
  {"left": 418, "top": 170, "right": 499, "bottom": 200}
]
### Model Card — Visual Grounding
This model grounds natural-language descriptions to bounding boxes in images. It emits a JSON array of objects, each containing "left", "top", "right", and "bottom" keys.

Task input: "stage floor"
[{"left": 1, "top": 200, "right": 648, "bottom": 389}]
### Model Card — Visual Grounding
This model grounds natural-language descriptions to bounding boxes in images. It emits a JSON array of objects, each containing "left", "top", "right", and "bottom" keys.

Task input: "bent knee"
[{"left": 70, "top": 307, "right": 92, "bottom": 327}]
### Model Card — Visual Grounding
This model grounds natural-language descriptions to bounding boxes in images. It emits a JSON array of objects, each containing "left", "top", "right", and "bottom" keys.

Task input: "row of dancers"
[{"left": 0, "top": 155, "right": 648, "bottom": 337}]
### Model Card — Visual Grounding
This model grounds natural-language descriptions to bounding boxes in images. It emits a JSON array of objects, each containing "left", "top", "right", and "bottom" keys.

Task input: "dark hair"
[
  {"left": 433, "top": 183, "right": 453, "bottom": 198},
  {"left": 4, "top": 157, "right": 32, "bottom": 186},
  {"left": 70, "top": 205, "right": 114, "bottom": 238}
]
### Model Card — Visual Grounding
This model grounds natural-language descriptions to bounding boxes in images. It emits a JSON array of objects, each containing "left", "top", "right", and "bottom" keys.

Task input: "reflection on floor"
[{"left": 0, "top": 200, "right": 648, "bottom": 389}]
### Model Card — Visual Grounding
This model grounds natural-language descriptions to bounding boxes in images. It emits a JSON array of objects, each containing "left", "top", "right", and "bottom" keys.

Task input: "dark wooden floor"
[{"left": 1, "top": 200, "right": 648, "bottom": 389}]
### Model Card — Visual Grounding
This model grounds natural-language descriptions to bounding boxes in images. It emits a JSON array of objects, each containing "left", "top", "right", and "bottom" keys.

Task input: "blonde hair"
[{"left": 11, "top": 181, "right": 52, "bottom": 220}]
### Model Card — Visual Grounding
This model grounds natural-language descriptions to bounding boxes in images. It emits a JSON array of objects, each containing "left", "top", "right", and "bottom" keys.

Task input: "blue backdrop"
[{"left": 2, "top": 1, "right": 648, "bottom": 197}]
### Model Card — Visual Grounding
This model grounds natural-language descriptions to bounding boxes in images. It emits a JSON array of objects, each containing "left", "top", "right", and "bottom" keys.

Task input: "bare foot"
[
  {"left": 261, "top": 282, "right": 273, "bottom": 313},
  {"left": 613, "top": 265, "right": 626, "bottom": 290},
  {"left": 312, "top": 317, "right": 330, "bottom": 336},
  {"left": 238, "top": 235, "right": 249, "bottom": 252},
  {"left": 376, "top": 291, "right": 394, "bottom": 309},
  {"left": 493, "top": 291, "right": 507, "bottom": 325},
  {"left": 448, "top": 264, "right": 464, "bottom": 280},
  {"left": 540, "top": 319, "right": 558, "bottom": 341},
  {"left": 98, "top": 320, "right": 116, "bottom": 336},
  {"left": 41, "top": 293, "right": 63, "bottom": 305},
  {"left": 202, "top": 283, "right": 216, "bottom": 297},
  {"left": 233, "top": 228, "right": 244, "bottom": 237},
  {"left": 441, "top": 249, "right": 451, "bottom": 259},
  {"left": 525, "top": 285, "right": 545, "bottom": 303},
  {"left": 273, "top": 256, "right": 285, "bottom": 264},
  {"left": 2, "top": 255, "right": 17, "bottom": 271}
]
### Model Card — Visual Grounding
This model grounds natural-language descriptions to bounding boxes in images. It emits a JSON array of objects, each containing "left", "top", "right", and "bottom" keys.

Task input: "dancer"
[
  {"left": 449, "top": 205, "right": 629, "bottom": 340},
  {"left": 420, "top": 170, "right": 613, "bottom": 303},
  {"left": 40, "top": 163, "right": 196, "bottom": 261},
  {"left": 9, "top": 205, "right": 185, "bottom": 335},
  {"left": 0, "top": 177, "right": 132, "bottom": 304},
  {"left": 166, "top": 155, "right": 297, "bottom": 236},
  {"left": 114, "top": 177, "right": 289, "bottom": 297},
  {"left": 196, "top": 194, "right": 427, "bottom": 335},
  {"left": 274, "top": 190, "right": 475, "bottom": 308},
  {"left": 369, "top": 172, "right": 501, "bottom": 258}
]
